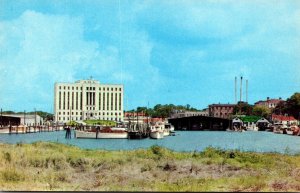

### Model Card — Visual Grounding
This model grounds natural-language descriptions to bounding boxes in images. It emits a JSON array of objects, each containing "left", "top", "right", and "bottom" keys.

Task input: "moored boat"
[
  {"left": 150, "top": 130, "right": 164, "bottom": 139},
  {"left": 150, "top": 123, "right": 164, "bottom": 139},
  {"left": 291, "top": 125, "right": 300, "bottom": 136},
  {"left": 75, "top": 126, "right": 128, "bottom": 139},
  {"left": 163, "top": 129, "right": 170, "bottom": 136}
]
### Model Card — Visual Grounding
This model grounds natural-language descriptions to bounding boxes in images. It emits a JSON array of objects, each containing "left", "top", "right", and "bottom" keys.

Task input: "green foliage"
[
  {"left": 1, "top": 168, "right": 25, "bottom": 182},
  {"left": 240, "top": 115, "right": 262, "bottom": 123},
  {"left": 66, "top": 121, "right": 79, "bottom": 126},
  {"left": 1, "top": 142, "right": 300, "bottom": 191},
  {"left": 273, "top": 93, "right": 300, "bottom": 119},
  {"left": 84, "top": 120, "right": 116, "bottom": 126},
  {"left": 3, "top": 152, "right": 11, "bottom": 163},
  {"left": 253, "top": 106, "right": 271, "bottom": 118},
  {"left": 129, "top": 103, "right": 200, "bottom": 118},
  {"left": 233, "top": 102, "right": 253, "bottom": 115}
]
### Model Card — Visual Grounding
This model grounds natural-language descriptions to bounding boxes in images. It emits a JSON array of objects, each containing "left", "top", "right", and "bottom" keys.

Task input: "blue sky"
[{"left": 0, "top": 0, "right": 299, "bottom": 113}]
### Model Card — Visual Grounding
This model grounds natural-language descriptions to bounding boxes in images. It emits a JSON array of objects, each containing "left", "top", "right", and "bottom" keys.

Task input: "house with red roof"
[{"left": 271, "top": 114, "right": 298, "bottom": 126}]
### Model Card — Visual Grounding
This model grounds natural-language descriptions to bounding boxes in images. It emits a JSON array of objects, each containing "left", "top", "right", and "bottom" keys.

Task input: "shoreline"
[{"left": 0, "top": 141, "right": 300, "bottom": 191}]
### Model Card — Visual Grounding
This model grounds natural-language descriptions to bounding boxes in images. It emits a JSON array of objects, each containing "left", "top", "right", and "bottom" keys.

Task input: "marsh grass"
[{"left": 0, "top": 142, "right": 300, "bottom": 191}]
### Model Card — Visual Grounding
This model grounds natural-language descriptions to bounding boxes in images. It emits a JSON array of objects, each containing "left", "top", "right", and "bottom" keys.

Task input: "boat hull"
[
  {"left": 150, "top": 131, "right": 164, "bottom": 139},
  {"left": 163, "top": 130, "right": 170, "bottom": 136},
  {"left": 128, "top": 131, "right": 148, "bottom": 139},
  {"left": 75, "top": 130, "right": 128, "bottom": 139}
]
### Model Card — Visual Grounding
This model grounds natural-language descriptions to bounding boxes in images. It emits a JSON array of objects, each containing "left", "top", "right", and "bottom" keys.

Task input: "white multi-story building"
[{"left": 54, "top": 79, "right": 124, "bottom": 123}]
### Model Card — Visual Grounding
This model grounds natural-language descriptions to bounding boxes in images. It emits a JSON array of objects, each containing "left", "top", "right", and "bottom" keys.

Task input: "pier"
[{"left": 0, "top": 124, "right": 64, "bottom": 134}]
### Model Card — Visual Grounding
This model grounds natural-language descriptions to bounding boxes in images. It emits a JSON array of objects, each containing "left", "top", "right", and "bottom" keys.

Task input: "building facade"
[
  {"left": 208, "top": 104, "right": 235, "bottom": 119},
  {"left": 254, "top": 97, "right": 284, "bottom": 109},
  {"left": 54, "top": 79, "right": 124, "bottom": 123},
  {"left": 271, "top": 114, "right": 298, "bottom": 126},
  {"left": 3, "top": 114, "right": 43, "bottom": 126},
  {"left": 170, "top": 109, "right": 209, "bottom": 119}
]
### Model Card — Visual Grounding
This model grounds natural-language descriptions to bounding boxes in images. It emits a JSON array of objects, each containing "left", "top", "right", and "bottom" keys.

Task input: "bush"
[
  {"left": 3, "top": 152, "right": 11, "bottom": 163},
  {"left": 1, "top": 169, "right": 25, "bottom": 182},
  {"left": 201, "top": 147, "right": 226, "bottom": 158}
]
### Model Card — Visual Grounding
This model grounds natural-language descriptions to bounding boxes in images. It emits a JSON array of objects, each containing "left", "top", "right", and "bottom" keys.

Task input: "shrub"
[
  {"left": 3, "top": 152, "right": 11, "bottom": 163},
  {"left": 1, "top": 169, "right": 25, "bottom": 182}
]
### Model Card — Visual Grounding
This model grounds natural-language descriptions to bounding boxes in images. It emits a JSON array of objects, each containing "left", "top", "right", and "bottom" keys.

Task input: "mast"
[{"left": 24, "top": 110, "right": 26, "bottom": 126}]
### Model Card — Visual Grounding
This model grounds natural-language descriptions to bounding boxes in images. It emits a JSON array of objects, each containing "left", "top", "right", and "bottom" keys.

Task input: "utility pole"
[
  {"left": 24, "top": 110, "right": 26, "bottom": 126},
  {"left": 34, "top": 108, "right": 37, "bottom": 132},
  {"left": 0, "top": 108, "right": 2, "bottom": 127}
]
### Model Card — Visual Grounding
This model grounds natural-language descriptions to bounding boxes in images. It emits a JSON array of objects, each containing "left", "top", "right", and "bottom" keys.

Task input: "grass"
[{"left": 0, "top": 142, "right": 300, "bottom": 191}]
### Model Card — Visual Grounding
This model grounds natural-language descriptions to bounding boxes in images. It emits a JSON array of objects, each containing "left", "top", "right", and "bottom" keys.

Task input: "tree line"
[
  {"left": 1, "top": 110, "right": 53, "bottom": 121},
  {"left": 126, "top": 104, "right": 201, "bottom": 118},
  {"left": 233, "top": 92, "right": 300, "bottom": 119}
]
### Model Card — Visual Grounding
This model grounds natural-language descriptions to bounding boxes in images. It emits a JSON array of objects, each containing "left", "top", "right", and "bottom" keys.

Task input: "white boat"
[
  {"left": 75, "top": 126, "right": 128, "bottom": 139},
  {"left": 286, "top": 130, "right": 293, "bottom": 135},
  {"left": 150, "top": 130, "right": 164, "bottom": 139},
  {"left": 165, "top": 123, "right": 174, "bottom": 131},
  {"left": 150, "top": 123, "right": 164, "bottom": 139},
  {"left": 163, "top": 129, "right": 170, "bottom": 136}
]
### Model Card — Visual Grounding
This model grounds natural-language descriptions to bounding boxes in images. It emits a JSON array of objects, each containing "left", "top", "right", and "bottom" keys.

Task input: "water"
[{"left": 0, "top": 131, "right": 300, "bottom": 154}]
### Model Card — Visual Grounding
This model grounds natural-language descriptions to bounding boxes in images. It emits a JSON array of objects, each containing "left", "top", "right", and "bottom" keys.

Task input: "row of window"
[
  {"left": 58, "top": 112, "right": 122, "bottom": 116},
  {"left": 58, "top": 117, "right": 122, "bottom": 121},
  {"left": 58, "top": 92, "right": 122, "bottom": 111},
  {"left": 214, "top": 112, "right": 229, "bottom": 116},
  {"left": 58, "top": 86, "right": 122, "bottom": 91},
  {"left": 212, "top": 106, "right": 233, "bottom": 110}
]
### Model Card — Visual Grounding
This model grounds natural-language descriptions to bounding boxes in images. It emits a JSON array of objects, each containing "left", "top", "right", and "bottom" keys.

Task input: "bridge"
[{"left": 168, "top": 116, "right": 232, "bottom": 131}]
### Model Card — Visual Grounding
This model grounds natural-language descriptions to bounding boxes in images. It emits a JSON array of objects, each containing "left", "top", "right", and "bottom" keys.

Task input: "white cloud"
[{"left": 0, "top": 10, "right": 114, "bottom": 111}]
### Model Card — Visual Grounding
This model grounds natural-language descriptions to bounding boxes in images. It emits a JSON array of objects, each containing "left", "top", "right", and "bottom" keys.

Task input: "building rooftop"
[{"left": 272, "top": 114, "right": 296, "bottom": 121}]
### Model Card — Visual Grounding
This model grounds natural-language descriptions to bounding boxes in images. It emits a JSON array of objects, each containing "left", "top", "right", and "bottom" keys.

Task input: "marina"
[{"left": 1, "top": 130, "right": 300, "bottom": 154}]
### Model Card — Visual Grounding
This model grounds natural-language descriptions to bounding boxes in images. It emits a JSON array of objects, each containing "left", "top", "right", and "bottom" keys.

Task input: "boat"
[
  {"left": 273, "top": 123, "right": 283, "bottom": 134},
  {"left": 291, "top": 125, "right": 300, "bottom": 136},
  {"left": 150, "top": 123, "right": 164, "bottom": 139},
  {"left": 163, "top": 128, "right": 170, "bottom": 136},
  {"left": 150, "top": 130, "right": 164, "bottom": 139},
  {"left": 164, "top": 123, "right": 175, "bottom": 136},
  {"left": 127, "top": 130, "right": 148, "bottom": 139},
  {"left": 75, "top": 126, "right": 128, "bottom": 139},
  {"left": 169, "top": 131, "right": 176, "bottom": 136}
]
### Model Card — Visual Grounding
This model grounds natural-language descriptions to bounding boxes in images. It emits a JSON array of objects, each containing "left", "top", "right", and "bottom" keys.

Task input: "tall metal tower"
[{"left": 240, "top": 76, "right": 243, "bottom": 102}]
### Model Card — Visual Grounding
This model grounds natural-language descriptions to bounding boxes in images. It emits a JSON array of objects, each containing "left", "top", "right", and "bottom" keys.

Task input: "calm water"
[{"left": 0, "top": 131, "right": 300, "bottom": 154}]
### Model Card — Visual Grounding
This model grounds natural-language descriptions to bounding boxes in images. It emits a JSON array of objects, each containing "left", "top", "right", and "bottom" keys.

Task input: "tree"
[
  {"left": 233, "top": 102, "right": 253, "bottom": 115},
  {"left": 253, "top": 106, "right": 271, "bottom": 118},
  {"left": 272, "top": 101, "right": 286, "bottom": 115},
  {"left": 136, "top": 107, "right": 147, "bottom": 113},
  {"left": 285, "top": 92, "right": 300, "bottom": 119}
]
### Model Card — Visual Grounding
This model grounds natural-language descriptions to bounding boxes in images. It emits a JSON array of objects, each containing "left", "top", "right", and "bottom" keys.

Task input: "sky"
[{"left": 0, "top": 0, "right": 300, "bottom": 113}]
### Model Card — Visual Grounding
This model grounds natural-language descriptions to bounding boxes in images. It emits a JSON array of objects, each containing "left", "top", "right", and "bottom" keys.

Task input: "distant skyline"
[{"left": 0, "top": 0, "right": 299, "bottom": 113}]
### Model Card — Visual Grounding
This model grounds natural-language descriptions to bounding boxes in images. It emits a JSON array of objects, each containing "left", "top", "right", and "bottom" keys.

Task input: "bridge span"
[{"left": 168, "top": 116, "right": 232, "bottom": 131}]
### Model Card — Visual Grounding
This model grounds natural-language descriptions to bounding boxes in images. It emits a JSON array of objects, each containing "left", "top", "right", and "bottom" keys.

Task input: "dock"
[{"left": 0, "top": 125, "right": 64, "bottom": 134}]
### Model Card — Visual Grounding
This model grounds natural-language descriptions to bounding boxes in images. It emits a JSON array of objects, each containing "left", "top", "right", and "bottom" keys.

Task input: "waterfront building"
[
  {"left": 170, "top": 109, "right": 209, "bottom": 119},
  {"left": 0, "top": 115, "right": 21, "bottom": 126},
  {"left": 1, "top": 114, "right": 43, "bottom": 126},
  {"left": 124, "top": 112, "right": 147, "bottom": 125},
  {"left": 254, "top": 97, "right": 284, "bottom": 109},
  {"left": 271, "top": 114, "right": 297, "bottom": 126},
  {"left": 124, "top": 112, "right": 165, "bottom": 125},
  {"left": 208, "top": 104, "right": 235, "bottom": 119},
  {"left": 54, "top": 79, "right": 124, "bottom": 123}
]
